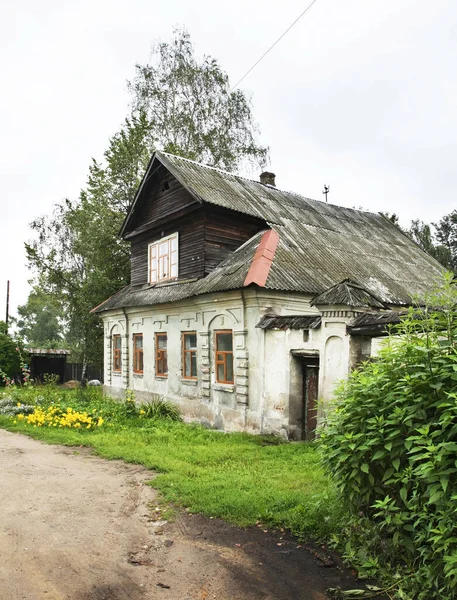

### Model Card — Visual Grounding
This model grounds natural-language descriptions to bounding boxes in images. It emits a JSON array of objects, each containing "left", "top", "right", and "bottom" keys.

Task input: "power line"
[{"left": 231, "top": 0, "right": 320, "bottom": 91}]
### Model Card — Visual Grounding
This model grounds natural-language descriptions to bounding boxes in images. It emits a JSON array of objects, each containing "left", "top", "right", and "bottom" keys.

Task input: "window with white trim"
[{"left": 149, "top": 233, "right": 178, "bottom": 284}]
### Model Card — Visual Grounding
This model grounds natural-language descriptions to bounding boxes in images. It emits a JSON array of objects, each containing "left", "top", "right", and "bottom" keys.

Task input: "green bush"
[
  {"left": 0, "top": 396, "right": 34, "bottom": 416},
  {"left": 140, "top": 397, "right": 182, "bottom": 422},
  {"left": 0, "top": 322, "right": 20, "bottom": 384},
  {"left": 320, "top": 275, "right": 457, "bottom": 599}
]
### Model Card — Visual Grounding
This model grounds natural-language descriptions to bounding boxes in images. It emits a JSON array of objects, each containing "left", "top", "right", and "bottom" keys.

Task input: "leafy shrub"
[
  {"left": 43, "top": 373, "right": 60, "bottom": 386},
  {"left": 0, "top": 322, "right": 21, "bottom": 385},
  {"left": 320, "top": 275, "right": 457, "bottom": 599},
  {"left": 139, "top": 397, "right": 182, "bottom": 422},
  {"left": 0, "top": 396, "right": 34, "bottom": 416}
]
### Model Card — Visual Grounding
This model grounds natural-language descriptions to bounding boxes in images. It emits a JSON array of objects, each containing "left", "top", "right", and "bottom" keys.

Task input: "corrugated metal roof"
[
  {"left": 158, "top": 153, "right": 444, "bottom": 305},
  {"left": 311, "top": 280, "right": 386, "bottom": 308},
  {"left": 96, "top": 152, "right": 445, "bottom": 313},
  {"left": 348, "top": 311, "right": 406, "bottom": 329},
  {"left": 256, "top": 315, "right": 322, "bottom": 330}
]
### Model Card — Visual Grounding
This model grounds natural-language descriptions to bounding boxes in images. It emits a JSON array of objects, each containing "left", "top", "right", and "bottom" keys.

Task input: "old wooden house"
[{"left": 93, "top": 151, "right": 443, "bottom": 439}]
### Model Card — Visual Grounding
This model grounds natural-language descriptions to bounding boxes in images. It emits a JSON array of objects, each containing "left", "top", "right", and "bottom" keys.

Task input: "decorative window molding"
[
  {"left": 182, "top": 332, "right": 197, "bottom": 379},
  {"left": 133, "top": 333, "right": 144, "bottom": 374},
  {"left": 112, "top": 334, "right": 122, "bottom": 372},
  {"left": 215, "top": 330, "right": 234, "bottom": 384},
  {"left": 155, "top": 332, "right": 168, "bottom": 377},
  {"left": 148, "top": 232, "right": 178, "bottom": 284}
]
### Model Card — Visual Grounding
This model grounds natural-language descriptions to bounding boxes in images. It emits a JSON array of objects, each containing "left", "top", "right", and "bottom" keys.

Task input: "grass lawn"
[{"left": 0, "top": 387, "right": 342, "bottom": 539}]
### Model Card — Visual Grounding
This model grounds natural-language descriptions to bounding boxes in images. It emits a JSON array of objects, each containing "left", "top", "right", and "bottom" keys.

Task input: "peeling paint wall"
[{"left": 101, "top": 291, "right": 363, "bottom": 437}]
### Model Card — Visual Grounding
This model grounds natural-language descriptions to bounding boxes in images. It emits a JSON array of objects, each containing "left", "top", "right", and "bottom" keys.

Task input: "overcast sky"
[{"left": 1, "top": 0, "right": 456, "bottom": 319}]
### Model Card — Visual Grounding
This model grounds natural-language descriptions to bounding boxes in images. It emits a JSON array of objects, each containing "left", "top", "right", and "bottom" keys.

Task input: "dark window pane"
[
  {"left": 139, "top": 352, "right": 144, "bottom": 373},
  {"left": 191, "top": 353, "right": 197, "bottom": 377},
  {"left": 226, "top": 354, "right": 234, "bottom": 383},
  {"left": 163, "top": 353, "right": 168, "bottom": 374},
  {"left": 217, "top": 333, "right": 232, "bottom": 352},
  {"left": 135, "top": 335, "right": 143, "bottom": 349}
]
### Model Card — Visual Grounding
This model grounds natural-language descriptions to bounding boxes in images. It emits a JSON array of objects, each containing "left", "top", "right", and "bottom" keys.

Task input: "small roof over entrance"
[{"left": 256, "top": 315, "right": 322, "bottom": 330}]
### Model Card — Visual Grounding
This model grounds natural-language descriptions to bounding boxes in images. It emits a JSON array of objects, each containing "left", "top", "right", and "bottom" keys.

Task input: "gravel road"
[{"left": 0, "top": 429, "right": 357, "bottom": 600}]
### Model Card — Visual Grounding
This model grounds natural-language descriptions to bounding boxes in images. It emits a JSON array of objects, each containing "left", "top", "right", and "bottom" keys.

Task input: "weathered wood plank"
[{"left": 128, "top": 166, "right": 265, "bottom": 286}]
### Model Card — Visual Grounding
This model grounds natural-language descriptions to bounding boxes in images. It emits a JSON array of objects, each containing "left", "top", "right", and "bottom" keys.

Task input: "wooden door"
[{"left": 303, "top": 363, "right": 319, "bottom": 440}]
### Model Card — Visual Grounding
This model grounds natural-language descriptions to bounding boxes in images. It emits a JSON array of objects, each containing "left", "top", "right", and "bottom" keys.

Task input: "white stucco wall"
[{"left": 100, "top": 290, "right": 359, "bottom": 437}]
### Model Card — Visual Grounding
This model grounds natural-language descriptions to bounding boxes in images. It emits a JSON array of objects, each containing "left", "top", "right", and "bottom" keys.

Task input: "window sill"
[
  {"left": 213, "top": 384, "right": 235, "bottom": 393},
  {"left": 155, "top": 375, "right": 168, "bottom": 381},
  {"left": 181, "top": 378, "right": 198, "bottom": 386},
  {"left": 133, "top": 373, "right": 143, "bottom": 378},
  {"left": 112, "top": 372, "right": 122, "bottom": 377}
]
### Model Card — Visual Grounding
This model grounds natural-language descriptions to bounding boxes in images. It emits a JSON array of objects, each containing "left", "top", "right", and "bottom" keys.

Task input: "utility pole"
[
  {"left": 5, "top": 280, "right": 10, "bottom": 334},
  {"left": 322, "top": 185, "right": 330, "bottom": 203}
]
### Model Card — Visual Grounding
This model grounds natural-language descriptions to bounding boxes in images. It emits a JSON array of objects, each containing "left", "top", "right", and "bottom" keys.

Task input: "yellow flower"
[{"left": 18, "top": 414, "right": 24, "bottom": 421}]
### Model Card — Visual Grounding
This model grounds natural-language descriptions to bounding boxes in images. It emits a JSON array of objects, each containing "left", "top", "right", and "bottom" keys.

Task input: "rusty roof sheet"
[
  {"left": 98, "top": 152, "right": 445, "bottom": 313},
  {"left": 256, "top": 315, "right": 322, "bottom": 330}
]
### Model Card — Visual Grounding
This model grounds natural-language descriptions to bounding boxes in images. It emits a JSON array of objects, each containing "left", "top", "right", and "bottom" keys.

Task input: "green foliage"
[
  {"left": 43, "top": 373, "right": 60, "bottom": 386},
  {"left": 14, "top": 282, "right": 64, "bottom": 346},
  {"left": 409, "top": 219, "right": 452, "bottom": 270},
  {"left": 129, "top": 27, "right": 268, "bottom": 171},
  {"left": 122, "top": 388, "right": 138, "bottom": 417},
  {"left": 0, "top": 322, "right": 20, "bottom": 384},
  {"left": 436, "top": 210, "right": 457, "bottom": 273},
  {"left": 0, "top": 387, "right": 340, "bottom": 539},
  {"left": 25, "top": 28, "right": 268, "bottom": 369},
  {"left": 320, "top": 274, "right": 457, "bottom": 599},
  {"left": 139, "top": 397, "right": 182, "bottom": 422}
]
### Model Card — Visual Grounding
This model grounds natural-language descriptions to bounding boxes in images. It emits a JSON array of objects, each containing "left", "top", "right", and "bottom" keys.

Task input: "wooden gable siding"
[
  {"left": 127, "top": 165, "right": 266, "bottom": 286},
  {"left": 130, "top": 211, "right": 206, "bottom": 286},
  {"left": 203, "top": 207, "right": 264, "bottom": 274},
  {"left": 130, "top": 207, "right": 263, "bottom": 286},
  {"left": 125, "top": 164, "right": 199, "bottom": 238}
]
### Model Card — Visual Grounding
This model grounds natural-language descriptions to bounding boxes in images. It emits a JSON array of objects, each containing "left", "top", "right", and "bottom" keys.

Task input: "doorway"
[{"left": 302, "top": 357, "right": 319, "bottom": 441}]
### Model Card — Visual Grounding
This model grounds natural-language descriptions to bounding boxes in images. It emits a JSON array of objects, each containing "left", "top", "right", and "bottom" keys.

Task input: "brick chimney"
[{"left": 259, "top": 171, "right": 276, "bottom": 187}]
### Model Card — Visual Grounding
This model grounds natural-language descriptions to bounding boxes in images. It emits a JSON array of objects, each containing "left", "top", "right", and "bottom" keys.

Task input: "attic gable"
[{"left": 120, "top": 160, "right": 201, "bottom": 239}]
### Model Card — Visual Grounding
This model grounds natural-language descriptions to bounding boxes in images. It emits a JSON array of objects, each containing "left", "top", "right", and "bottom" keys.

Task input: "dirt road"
[{"left": 0, "top": 429, "right": 357, "bottom": 600}]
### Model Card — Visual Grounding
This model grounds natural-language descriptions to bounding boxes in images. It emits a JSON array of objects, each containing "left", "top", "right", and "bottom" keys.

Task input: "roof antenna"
[{"left": 322, "top": 185, "right": 330, "bottom": 203}]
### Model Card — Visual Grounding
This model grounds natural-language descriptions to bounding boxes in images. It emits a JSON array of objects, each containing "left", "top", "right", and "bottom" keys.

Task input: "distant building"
[{"left": 93, "top": 152, "right": 443, "bottom": 439}]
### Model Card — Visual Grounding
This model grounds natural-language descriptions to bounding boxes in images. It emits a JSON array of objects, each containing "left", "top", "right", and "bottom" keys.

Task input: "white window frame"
[{"left": 148, "top": 232, "right": 179, "bottom": 284}]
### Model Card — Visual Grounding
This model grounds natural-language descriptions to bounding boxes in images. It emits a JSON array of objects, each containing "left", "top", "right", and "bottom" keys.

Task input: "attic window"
[
  {"left": 149, "top": 233, "right": 178, "bottom": 284},
  {"left": 161, "top": 181, "right": 170, "bottom": 192}
]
